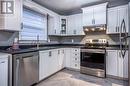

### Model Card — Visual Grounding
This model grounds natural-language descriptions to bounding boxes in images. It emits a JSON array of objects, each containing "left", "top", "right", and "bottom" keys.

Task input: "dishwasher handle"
[{"left": 16, "top": 58, "right": 20, "bottom": 86}]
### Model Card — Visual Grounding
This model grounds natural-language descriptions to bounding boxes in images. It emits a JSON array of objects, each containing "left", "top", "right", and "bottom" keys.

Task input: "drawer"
[
  {"left": 71, "top": 62, "right": 80, "bottom": 69},
  {"left": 71, "top": 48, "right": 80, "bottom": 53},
  {"left": 71, "top": 57, "right": 80, "bottom": 62},
  {"left": 72, "top": 53, "right": 80, "bottom": 57}
]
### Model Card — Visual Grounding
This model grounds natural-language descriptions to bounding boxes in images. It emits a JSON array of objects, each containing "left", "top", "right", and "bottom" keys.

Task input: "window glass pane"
[{"left": 20, "top": 8, "right": 47, "bottom": 41}]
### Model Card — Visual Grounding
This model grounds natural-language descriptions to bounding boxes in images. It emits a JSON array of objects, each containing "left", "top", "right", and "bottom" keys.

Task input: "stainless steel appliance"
[
  {"left": 120, "top": 2, "right": 130, "bottom": 85},
  {"left": 13, "top": 51, "right": 39, "bottom": 86},
  {"left": 80, "top": 39, "right": 107, "bottom": 77}
]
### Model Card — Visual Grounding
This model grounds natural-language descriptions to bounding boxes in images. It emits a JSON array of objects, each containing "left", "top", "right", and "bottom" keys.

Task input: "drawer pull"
[
  {"left": 0, "top": 61, "right": 5, "bottom": 63},
  {"left": 75, "top": 58, "right": 77, "bottom": 60},
  {"left": 75, "top": 64, "right": 77, "bottom": 67}
]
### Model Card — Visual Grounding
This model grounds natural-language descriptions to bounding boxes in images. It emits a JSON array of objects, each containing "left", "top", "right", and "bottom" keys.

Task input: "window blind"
[{"left": 19, "top": 8, "right": 47, "bottom": 41}]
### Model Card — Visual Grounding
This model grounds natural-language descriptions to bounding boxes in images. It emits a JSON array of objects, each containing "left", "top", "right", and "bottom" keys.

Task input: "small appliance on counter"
[{"left": 80, "top": 39, "right": 108, "bottom": 78}]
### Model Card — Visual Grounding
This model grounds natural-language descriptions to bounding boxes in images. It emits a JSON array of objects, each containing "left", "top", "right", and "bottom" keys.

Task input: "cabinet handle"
[
  {"left": 92, "top": 19, "right": 94, "bottom": 24},
  {"left": 0, "top": 61, "right": 5, "bottom": 64},
  {"left": 55, "top": 30, "right": 56, "bottom": 34},
  {"left": 49, "top": 51, "right": 52, "bottom": 57},
  {"left": 62, "top": 50, "right": 64, "bottom": 54},
  {"left": 94, "top": 19, "right": 95, "bottom": 24},
  {"left": 119, "top": 52, "right": 121, "bottom": 58},
  {"left": 21, "top": 23, "right": 23, "bottom": 29},
  {"left": 75, "top": 58, "right": 77, "bottom": 60},
  {"left": 58, "top": 50, "right": 60, "bottom": 54},
  {"left": 75, "top": 64, "right": 77, "bottom": 67},
  {"left": 118, "top": 26, "right": 120, "bottom": 32},
  {"left": 116, "top": 26, "right": 117, "bottom": 32}
]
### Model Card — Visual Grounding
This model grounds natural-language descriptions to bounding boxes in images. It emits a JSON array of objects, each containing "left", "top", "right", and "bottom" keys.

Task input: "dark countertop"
[
  {"left": 0, "top": 43, "right": 128, "bottom": 54},
  {"left": 0, "top": 44, "right": 84, "bottom": 54}
]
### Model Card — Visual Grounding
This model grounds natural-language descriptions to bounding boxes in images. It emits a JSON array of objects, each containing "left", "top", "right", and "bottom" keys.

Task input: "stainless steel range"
[{"left": 80, "top": 39, "right": 108, "bottom": 77}]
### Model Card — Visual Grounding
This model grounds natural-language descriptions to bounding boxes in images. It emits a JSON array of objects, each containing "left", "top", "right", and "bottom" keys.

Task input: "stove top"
[{"left": 81, "top": 39, "right": 108, "bottom": 49}]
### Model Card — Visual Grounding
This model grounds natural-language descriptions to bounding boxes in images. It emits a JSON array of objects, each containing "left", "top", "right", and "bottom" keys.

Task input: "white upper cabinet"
[
  {"left": 0, "top": 0, "right": 22, "bottom": 31},
  {"left": 82, "top": 3, "right": 107, "bottom": 26},
  {"left": 48, "top": 15, "right": 60, "bottom": 35},
  {"left": 107, "top": 5, "right": 128, "bottom": 34},
  {"left": 67, "top": 14, "right": 84, "bottom": 35}
]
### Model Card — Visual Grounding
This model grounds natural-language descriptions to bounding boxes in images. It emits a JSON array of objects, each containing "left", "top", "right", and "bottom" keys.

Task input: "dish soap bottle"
[{"left": 12, "top": 37, "right": 19, "bottom": 50}]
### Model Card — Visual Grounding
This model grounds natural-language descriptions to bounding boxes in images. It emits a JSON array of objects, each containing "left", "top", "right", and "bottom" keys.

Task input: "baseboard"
[{"left": 106, "top": 74, "right": 128, "bottom": 81}]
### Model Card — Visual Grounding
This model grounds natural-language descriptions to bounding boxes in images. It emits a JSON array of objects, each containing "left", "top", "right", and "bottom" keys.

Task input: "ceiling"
[{"left": 33, "top": 0, "right": 129, "bottom": 15}]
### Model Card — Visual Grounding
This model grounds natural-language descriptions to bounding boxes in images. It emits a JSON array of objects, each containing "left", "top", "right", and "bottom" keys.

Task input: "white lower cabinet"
[
  {"left": 58, "top": 48, "right": 65, "bottom": 70},
  {"left": 106, "top": 50, "right": 128, "bottom": 79},
  {"left": 65, "top": 48, "right": 80, "bottom": 70},
  {"left": 106, "top": 50, "right": 118, "bottom": 76},
  {"left": 39, "top": 50, "right": 50, "bottom": 80},
  {"left": 39, "top": 48, "right": 80, "bottom": 81},
  {"left": 39, "top": 48, "right": 65, "bottom": 81},
  {"left": 0, "top": 53, "right": 11, "bottom": 86}
]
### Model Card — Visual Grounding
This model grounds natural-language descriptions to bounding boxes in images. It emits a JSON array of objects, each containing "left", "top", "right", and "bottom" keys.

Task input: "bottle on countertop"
[{"left": 12, "top": 37, "right": 19, "bottom": 50}]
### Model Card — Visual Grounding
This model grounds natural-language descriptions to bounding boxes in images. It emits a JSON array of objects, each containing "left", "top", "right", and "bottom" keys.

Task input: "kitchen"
[{"left": 0, "top": 0, "right": 130, "bottom": 86}]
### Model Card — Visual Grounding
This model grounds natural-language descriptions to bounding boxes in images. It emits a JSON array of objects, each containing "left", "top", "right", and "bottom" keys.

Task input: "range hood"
[{"left": 83, "top": 24, "right": 106, "bottom": 33}]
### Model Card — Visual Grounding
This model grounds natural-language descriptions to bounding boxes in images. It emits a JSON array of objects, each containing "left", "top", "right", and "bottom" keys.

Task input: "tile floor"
[{"left": 37, "top": 69, "right": 128, "bottom": 86}]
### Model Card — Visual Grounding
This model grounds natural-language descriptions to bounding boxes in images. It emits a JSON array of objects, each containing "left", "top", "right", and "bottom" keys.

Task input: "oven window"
[{"left": 81, "top": 52, "right": 105, "bottom": 69}]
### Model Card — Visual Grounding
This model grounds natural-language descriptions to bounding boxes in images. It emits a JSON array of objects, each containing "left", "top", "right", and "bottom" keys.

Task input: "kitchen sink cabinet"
[
  {"left": 39, "top": 48, "right": 65, "bottom": 81},
  {"left": 107, "top": 5, "right": 128, "bottom": 34},
  {"left": 106, "top": 50, "right": 128, "bottom": 79},
  {"left": 39, "top": 50, "right": 50, "bottom": 80},
  {"left": 0, "top": 0, "right": 22, "bottom": 31}
]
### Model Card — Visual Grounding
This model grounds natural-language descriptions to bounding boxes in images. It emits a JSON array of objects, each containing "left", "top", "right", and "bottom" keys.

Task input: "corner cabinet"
[
  {"left": 82, "top": 3, "right": 107, "bottom": 26},
  {"left": 106, "top": 50, "right": 128, "bottom": 79},
  {"left": 0, "top": 0, "right": 22, "bottom": 31},
  {"left": 107, "top": 5, "right": 128, "bottom": 34}
]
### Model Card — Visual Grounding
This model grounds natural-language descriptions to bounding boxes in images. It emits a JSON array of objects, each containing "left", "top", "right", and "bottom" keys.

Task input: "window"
[{"left": 19, "top": 8, "right": 47, "bottom": 41}]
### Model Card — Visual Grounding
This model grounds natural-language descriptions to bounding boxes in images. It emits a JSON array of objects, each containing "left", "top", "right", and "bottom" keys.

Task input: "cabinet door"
[
  {"left": 0, "top": 0, "right": 22, "bottom": 31},
  {"left": 65, "top": 48, "right": 71, "bottom": 68},
  {"left": 67, "top": 16, "right": 74, "bottom": 35},
  {"left": 39, "top": 51, "right": 49, "bottom": 80},
  {"left": 0, "top": 57, "right": 8, "bottom": 86},
  {"left": 107, "top": 8, "right": 118, "bottom": 34},
  {"left": 123, "top": 51, "right": 128, "bottom": 78},
  {"left": 83, "top": 12, "right": 93, "bottom": 26},
  {"left": 118, "top": 50, "right": 128, "bottom": 78},
  {"left": 51, "top": 50, "right": 59, "bottom": 73},
  {"left": 106, "top": 50, "right": 118, "bottom": 76},
  {"left": 94, "top": 6, "right": 106, "bottom": 25},
  {"left": 118, "top": 5, "right": 129, "bottom": 33},
  {"left": 58, "top": 49, "right": 65, "bottom": 70}
]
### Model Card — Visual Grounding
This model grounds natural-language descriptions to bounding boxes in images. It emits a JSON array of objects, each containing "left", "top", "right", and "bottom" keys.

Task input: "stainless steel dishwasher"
[{"left": 13, "top": 51, "right": 39, "bottom": 86}]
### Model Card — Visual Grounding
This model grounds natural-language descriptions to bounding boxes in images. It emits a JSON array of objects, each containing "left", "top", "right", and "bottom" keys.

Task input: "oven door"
[{"left": 80, "top": 49, "right": 106, "bottom": 77}]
